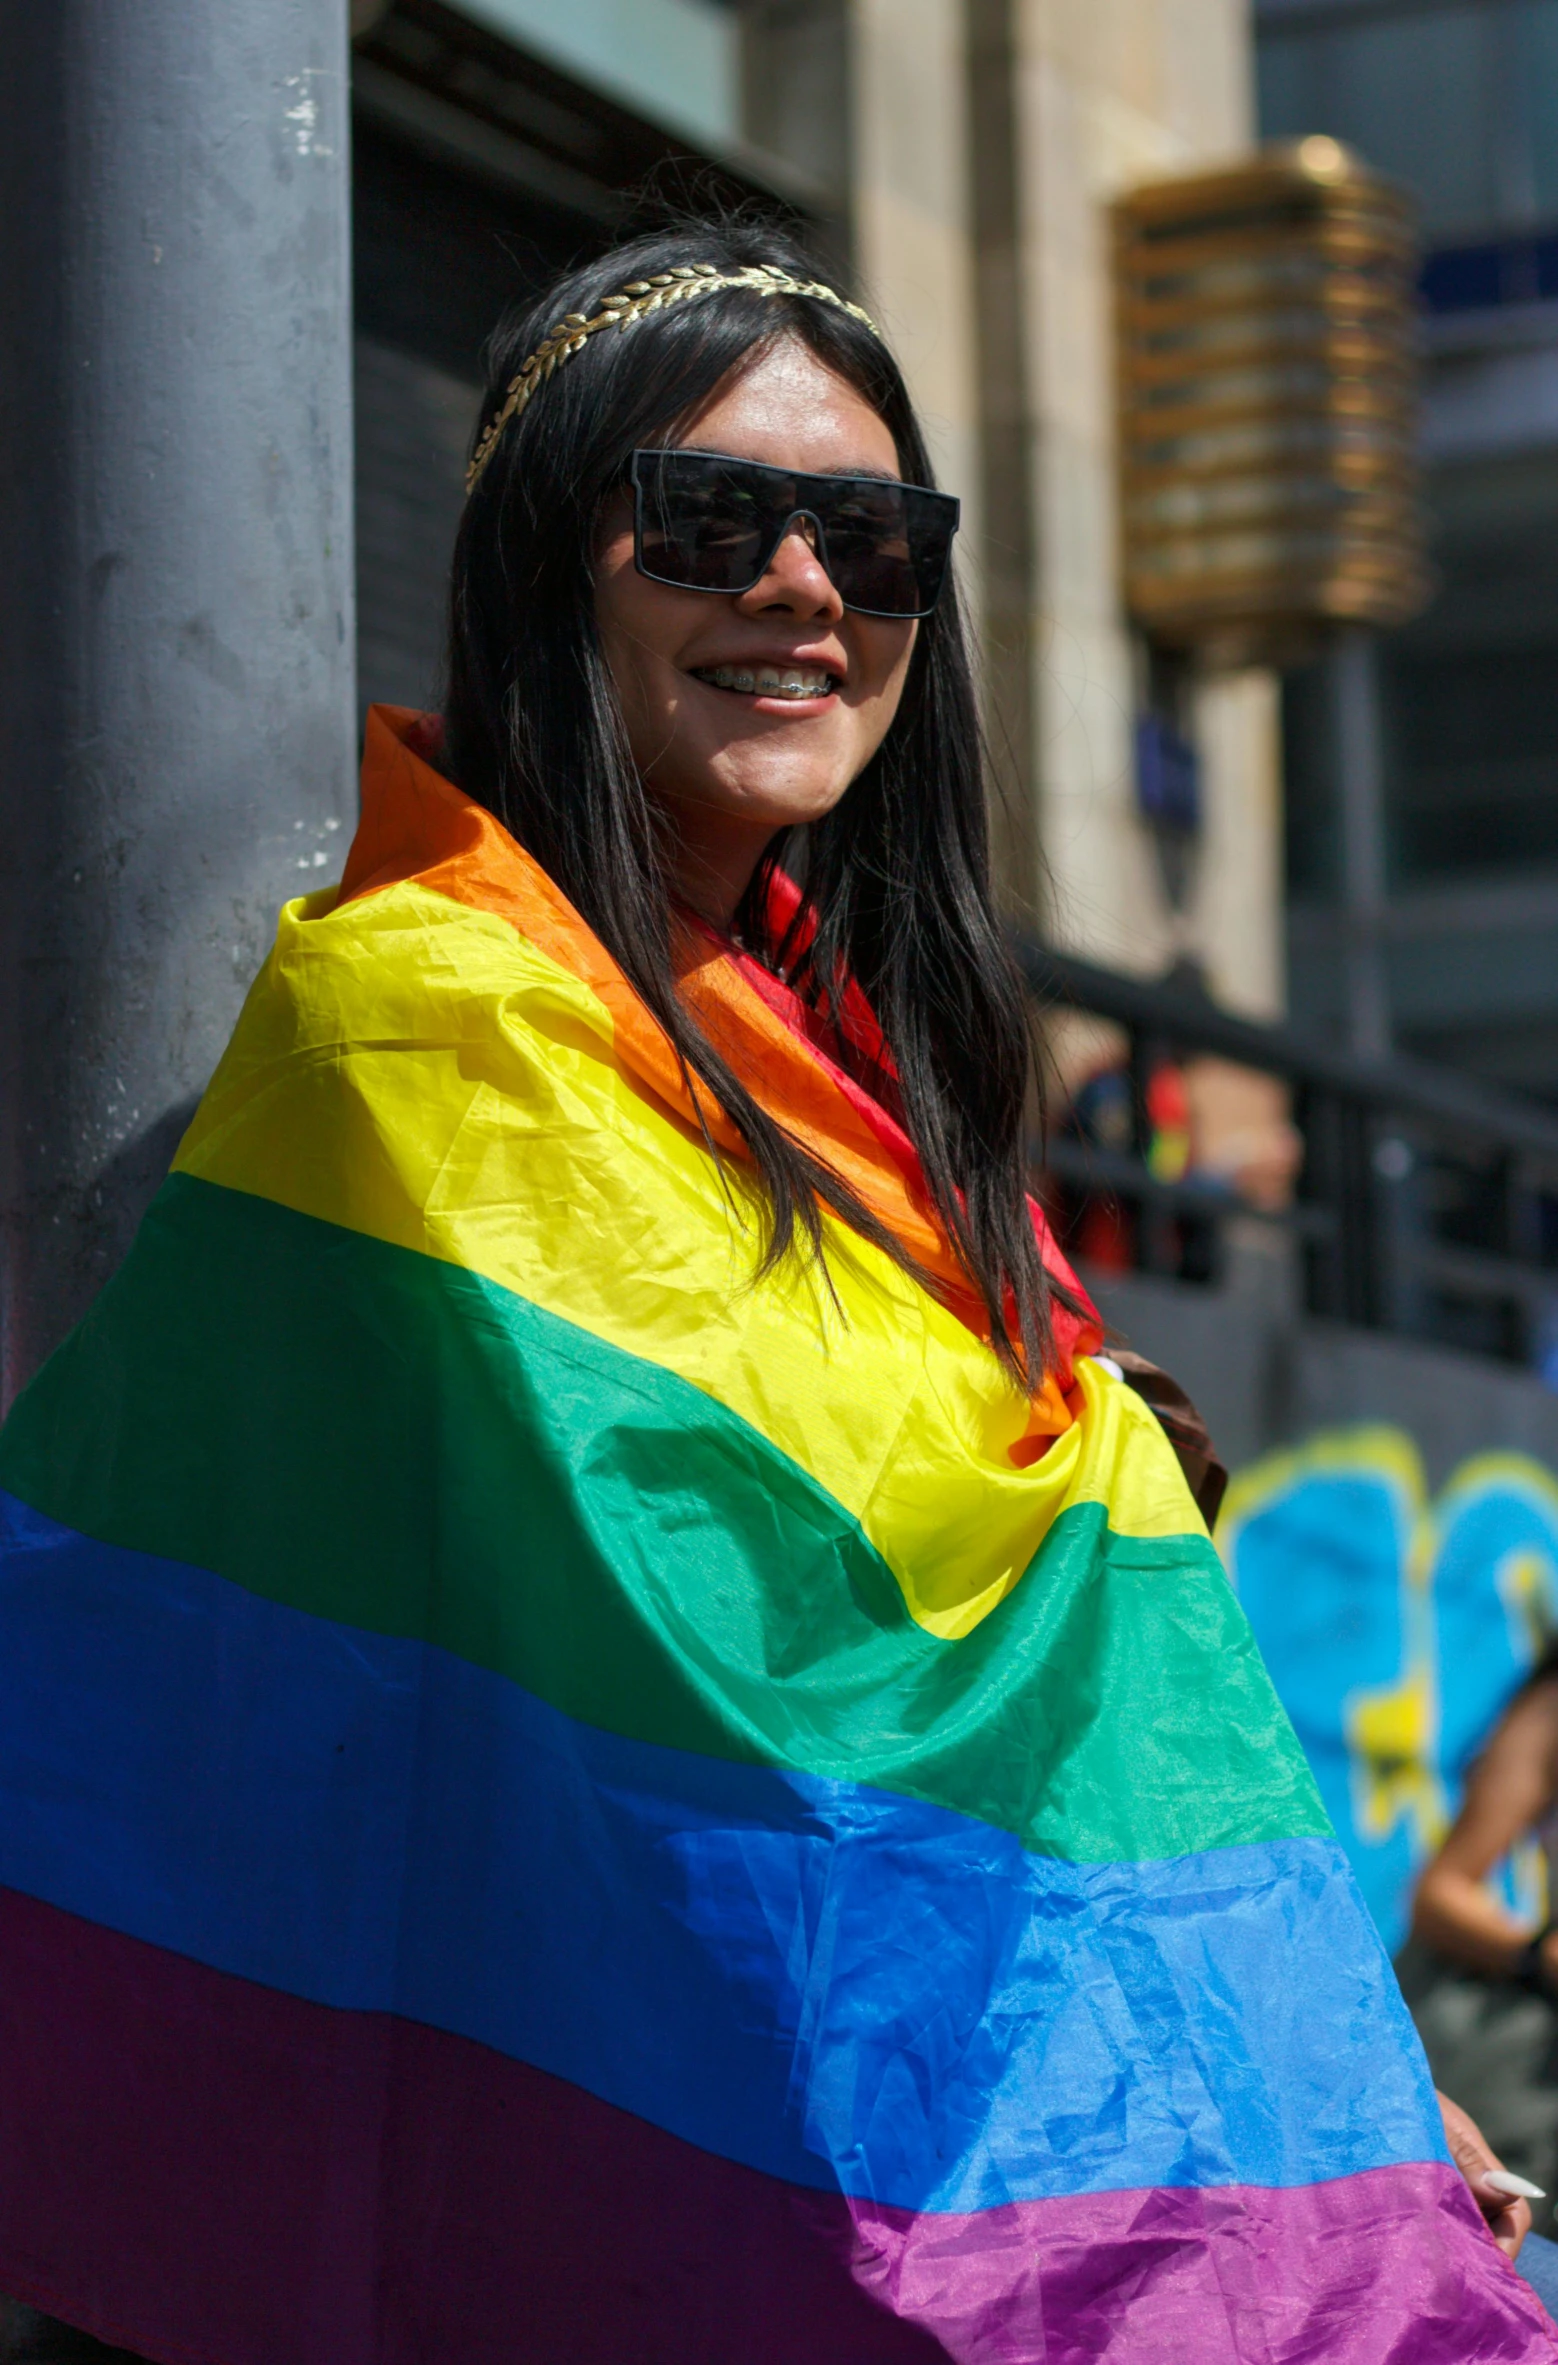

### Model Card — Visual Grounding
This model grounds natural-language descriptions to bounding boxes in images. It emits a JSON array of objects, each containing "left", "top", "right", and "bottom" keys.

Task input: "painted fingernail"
[{"left": 1485, "top": 2171, "right": 1546, "bottom": 2200}]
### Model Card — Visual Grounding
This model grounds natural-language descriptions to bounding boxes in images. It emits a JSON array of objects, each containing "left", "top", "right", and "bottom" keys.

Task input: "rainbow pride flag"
[{"left": 0, "top": 708, "right": 1548, "bottom": 2362}]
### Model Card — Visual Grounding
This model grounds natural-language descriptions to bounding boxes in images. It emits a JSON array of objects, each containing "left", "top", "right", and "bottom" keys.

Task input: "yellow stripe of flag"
[{"left": 177, "top": 881, "right": 1203, "bottom": 1636}]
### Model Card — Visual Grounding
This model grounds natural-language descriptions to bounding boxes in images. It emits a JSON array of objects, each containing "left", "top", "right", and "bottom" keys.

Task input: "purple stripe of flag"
[{"left": 0, "top": 1888, "right": 1547, "bottom": 2365}]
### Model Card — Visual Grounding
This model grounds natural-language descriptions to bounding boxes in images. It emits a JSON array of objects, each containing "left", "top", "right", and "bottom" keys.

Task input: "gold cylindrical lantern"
[{"left": 1113, "top": 137, "right": 1429, "bottom": 665}]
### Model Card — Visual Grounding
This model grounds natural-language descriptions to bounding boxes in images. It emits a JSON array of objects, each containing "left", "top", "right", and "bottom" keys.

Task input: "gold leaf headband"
[{"left": 464, "top": 262, "right": 881, "bottom": 496}]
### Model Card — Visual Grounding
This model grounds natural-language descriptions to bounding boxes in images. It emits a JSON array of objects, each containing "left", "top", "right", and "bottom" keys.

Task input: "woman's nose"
[{"left": 736, "top": 517, "right": 844, "bottom": 622}]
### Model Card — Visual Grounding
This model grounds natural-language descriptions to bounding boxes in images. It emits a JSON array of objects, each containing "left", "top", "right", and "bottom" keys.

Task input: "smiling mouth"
[{"left": 690, "top": 663, "right": 838, "bottom": 701}]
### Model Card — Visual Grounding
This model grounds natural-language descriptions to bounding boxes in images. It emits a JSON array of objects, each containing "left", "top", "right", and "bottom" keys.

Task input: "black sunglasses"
[{"left": 630, "top": 447, "right": 960, "bottom": 620}]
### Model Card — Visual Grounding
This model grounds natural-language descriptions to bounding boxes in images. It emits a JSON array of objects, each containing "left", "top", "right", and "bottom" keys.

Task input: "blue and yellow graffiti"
[{"left": 1220, "top": 1431, "right": 1558, "bottom": 1953}]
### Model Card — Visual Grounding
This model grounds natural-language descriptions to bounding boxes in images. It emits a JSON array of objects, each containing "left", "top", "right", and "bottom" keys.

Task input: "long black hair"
[{"left": 445, "top": 218, "right": 1062, "bottom": 1382}]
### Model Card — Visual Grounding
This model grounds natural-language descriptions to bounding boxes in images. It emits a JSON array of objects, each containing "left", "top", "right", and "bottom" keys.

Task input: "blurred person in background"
[
  {"left": 1050, "top": 1041, "right": 1301, "bottom": 1278},
  {"left": 1406, "top": 1641, "right": 1558, "bottom": 2218}
]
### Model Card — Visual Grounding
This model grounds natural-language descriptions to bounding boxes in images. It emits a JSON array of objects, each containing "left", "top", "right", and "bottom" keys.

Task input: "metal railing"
[{"left": 1016, "top": 935, "right": 1558, "bottom": 1370}]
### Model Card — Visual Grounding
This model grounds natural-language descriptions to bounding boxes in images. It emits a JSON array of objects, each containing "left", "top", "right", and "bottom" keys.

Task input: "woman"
[
  {"left": 1407, "top": 1643, "right": 1558, "bottom": 2217},
  {"left": 0, "top": 224, "right": 1548, "bottom": 2363}
]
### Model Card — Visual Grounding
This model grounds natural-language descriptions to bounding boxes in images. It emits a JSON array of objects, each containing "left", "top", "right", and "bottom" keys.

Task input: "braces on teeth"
[{"left": 696, "top": 665, "right": 835, "bottom": 697}]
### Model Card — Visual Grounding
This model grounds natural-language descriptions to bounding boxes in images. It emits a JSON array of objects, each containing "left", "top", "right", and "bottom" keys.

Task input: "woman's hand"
[{"left": 1439, "top": 2088, "right": 1536, "bottom": 2258}]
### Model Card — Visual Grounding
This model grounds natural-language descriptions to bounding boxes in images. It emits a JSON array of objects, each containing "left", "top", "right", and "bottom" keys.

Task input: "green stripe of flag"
[{"left": 0, "top": 1173, "right": 1325, "bottom": 1864}]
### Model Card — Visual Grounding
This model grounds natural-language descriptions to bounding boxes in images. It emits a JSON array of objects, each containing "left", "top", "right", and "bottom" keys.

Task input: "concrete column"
[
  {"left": 849, "top": 0, "right": 983, "bottom": 642},
  {"left": 0, "top": 2, "right": 358, "bottom": 1409},
  {"left": 1003, "top": 0, "right": 1284, "bottom": 1016},
  {"left": 966, "top": 0, "right": 1040, "bottom": 913}
]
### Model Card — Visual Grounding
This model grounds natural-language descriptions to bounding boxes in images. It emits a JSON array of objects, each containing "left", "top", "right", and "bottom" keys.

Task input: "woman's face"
[{"left": 593, "top": 336, "right": 919, "bottom": 926}]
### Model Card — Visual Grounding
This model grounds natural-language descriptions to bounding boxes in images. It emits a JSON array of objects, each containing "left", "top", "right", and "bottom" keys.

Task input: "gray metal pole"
[
  {"left": 1329, "top": 627, "right": 1392, "bottom": 1063},
  {"left": 0, "top": 1, "right": 358, "bottom": 1410}
]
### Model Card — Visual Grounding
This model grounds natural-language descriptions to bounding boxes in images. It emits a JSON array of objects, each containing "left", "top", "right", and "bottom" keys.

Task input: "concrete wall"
[{"left": 1088, "top": 1231, "right": 1558, "bottom": 1487}]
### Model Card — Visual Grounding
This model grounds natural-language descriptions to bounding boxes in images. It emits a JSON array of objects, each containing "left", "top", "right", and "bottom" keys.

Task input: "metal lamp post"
[{"left": 1113, "top": 135, "right": 1431, "bottom": 1059}]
